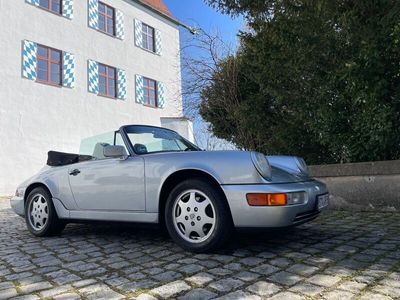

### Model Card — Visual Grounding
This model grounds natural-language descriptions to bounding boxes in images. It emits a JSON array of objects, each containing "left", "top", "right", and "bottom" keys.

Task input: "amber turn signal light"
[{"left": 246, "top": 193, "right": 287, "bottom": 206}]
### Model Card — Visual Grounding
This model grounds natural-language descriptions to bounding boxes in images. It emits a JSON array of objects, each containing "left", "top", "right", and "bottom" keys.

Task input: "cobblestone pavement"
[{"left": 1, "top": 198, "right": 399, "bottom": 300}]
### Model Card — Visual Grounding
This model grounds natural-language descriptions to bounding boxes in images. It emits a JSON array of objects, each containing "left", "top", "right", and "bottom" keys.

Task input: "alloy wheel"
[
  {"left": 28, "top": 194, "right": 49, "bottom": 231},
  {"left": 172, "top": 189, "right": 216, "bottom": 243}
]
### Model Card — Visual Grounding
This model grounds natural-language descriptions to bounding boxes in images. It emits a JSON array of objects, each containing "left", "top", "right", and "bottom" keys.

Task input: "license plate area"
[{"left": 317, "top": 193, "right": 329, "bottom": 210}]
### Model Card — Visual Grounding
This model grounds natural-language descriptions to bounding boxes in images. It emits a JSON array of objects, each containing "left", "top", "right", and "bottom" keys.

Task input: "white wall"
[
  {"left": 0, "top": 0, "right": 184, "bottom": 194},
  {"left": 161, "top": 117, "right": 194, "bottom": 143}
]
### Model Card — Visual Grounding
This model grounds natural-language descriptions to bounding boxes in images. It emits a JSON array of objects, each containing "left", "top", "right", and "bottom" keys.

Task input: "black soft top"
[{"left": 47, "top": 151, "right": 92, "bottom": 167}]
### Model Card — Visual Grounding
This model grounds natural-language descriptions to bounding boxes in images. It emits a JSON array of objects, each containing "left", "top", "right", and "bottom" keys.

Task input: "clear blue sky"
[
  {"left": 163, "top": 0, "right": 243, "bottom": 45},
  {"left": 163, "top": 1, "right": 243, "bottom": 147}
]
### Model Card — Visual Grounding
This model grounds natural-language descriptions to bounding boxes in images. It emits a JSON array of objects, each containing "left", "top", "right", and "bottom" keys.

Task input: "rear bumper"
[
  {"left": 10, "top": 196, "right": 25, "bottom": 217},
  {"left": 221, "top": 180, "right": 328, "bottom": 228}
]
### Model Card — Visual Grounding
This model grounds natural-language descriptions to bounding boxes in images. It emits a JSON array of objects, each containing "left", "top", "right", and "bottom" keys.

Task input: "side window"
[
  {"left": 79, "top": 131, "right": 114, "bottom": 159},
  {"left": 114, "top": 132, "right": 128, "bottom": 153}
]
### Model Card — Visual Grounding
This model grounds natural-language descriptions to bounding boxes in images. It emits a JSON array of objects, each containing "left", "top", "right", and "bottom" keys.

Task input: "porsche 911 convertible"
[{"left": 11, "top": 125, "right": 329, "bottom": 252}]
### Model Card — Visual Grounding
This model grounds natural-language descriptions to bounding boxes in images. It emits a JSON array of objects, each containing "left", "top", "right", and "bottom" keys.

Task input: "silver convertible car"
[{"left": 11, "top": 125, "right": 329, "bottom": 252}]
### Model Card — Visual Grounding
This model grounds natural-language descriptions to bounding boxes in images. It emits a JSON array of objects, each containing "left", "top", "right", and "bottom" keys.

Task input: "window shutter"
[
  {"left": 115, "top": 10, "right": 124, "bottom": 40},
  {"left": 22, "top": 40, "right": 37, "bottom": 81},
  {"left": 62, "top": 52, "right": 75, "bottom": 88},
  {"left": 62, "top": 0, "right": 74, "bottom": 19},
  {"left": 88, "top": 60, "right": 99, "bottom": 94},
  {"left": 88, "top": 0, "right": 99, "bottom": 30},
  {"left": 157, "top": 81, "right": 165, "bottom": 108},
  {"left": 155, "top": 29, "right": 162, "bottom": 55},
  {"left": 25, "top": 0, "right": 39, "bottom": 6},
  {"left": 134, "top": 19, "right": 143, "bottom": 47},
  {"left": 117, "top": 69, "right": 126, "bottom": 100},
  {"left": 135, "top": 75, "right": 144, "bottom": 104}
]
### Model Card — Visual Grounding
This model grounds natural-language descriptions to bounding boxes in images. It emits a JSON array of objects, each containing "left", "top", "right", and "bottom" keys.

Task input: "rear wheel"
[
  {"left": 25, "top": 187, "right": 65, "bottom": 236},
  {"left": 165, "top": 179, "right": 233, "bottom": 252}
]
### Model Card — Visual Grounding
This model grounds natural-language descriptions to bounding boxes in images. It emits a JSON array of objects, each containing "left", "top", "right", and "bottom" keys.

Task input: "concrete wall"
[
  {"left": 0, "top": 0, "right": 185, "bottom": 195},
  {"left": 309, "top": 160, "right": 400, "bottom": 211}
]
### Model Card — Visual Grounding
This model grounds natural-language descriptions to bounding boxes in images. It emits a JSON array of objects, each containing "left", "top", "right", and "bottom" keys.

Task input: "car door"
[{"left": 68, "top": 156, "right": 145, "bottom": 211}]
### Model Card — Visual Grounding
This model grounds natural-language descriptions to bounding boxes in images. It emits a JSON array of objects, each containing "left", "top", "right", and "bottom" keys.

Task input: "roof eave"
[{"left": 131, "top": 0, "right": 181, "bottom": 26}]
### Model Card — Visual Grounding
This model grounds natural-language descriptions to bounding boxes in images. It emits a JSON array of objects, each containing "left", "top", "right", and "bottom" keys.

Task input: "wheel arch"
[
  {"left": 158, "top": 169, "right": 232, "bottom": 228},
  {"left": 24, "top": 182, "right": 53, "bottom": 203}
]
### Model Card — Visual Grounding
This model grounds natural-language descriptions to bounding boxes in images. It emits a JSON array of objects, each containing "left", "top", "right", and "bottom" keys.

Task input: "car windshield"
[{"left": 123, "top": 125, "right": 200, "bottom": 154}]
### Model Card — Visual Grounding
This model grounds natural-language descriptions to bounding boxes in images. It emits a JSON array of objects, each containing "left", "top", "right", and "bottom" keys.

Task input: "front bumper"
[
  {"left": 10, "top": 196, "right": 25, "bottom": 217},
  {"left": 221, "top": 180, "right": 328, "bottom": 228}
]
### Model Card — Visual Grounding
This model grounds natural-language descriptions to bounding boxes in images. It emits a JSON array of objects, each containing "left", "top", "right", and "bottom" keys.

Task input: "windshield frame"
[{"left": 120, "top": 125, "right": 201, "bottom": 155}]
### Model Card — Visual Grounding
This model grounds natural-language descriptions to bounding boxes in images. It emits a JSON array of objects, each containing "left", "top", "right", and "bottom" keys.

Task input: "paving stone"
[
  {"left": 323, "top": 290, "right": 356, "bottom": 300},
  {"left": 324, "top": 266, "right": 355, "bottom": 277},
  {"left": 0, "top": 288, "right": 18, "bottom": 300},
  {"left": 373, "top": 285, "right": 400, "bottom": 298},
  {"left": 337, "top": 280, "right": 367, "bottom": 293},
  {"left": 19, "top": 281, "right": 53, "bottom": 294},
  {"left": 47, "top": 269, "right": 81, "bottom": 284},
  {"left": 353, "top": 275, "right": 376, "bottom": 284},
  {"left": 208, "top": 278, "right": 244, "bottom": 292},
  {"left": 239, "top": 257, "right": 264, "bottom": 266},
  {"left": 39, "top": 285, "right": 72, "bottom": 298},
  {"left": 86, "top": 288, "right": 124, "bottom": 300},
  {"left": 185, "top": 272, "right": 215, "bottom": 287},
  {"left": 178, "top": 288, "right": 217, "bottom": 300},
  {"left": 287, "top": 263, "right": 319, "bottom": 276},
  {"left": 0, "top": 282, "right": 14, "bottom": 291},
  {"left": 179, "top": 264, "right": 205, "bottom": 274},
  {"left": 153, "top": 270, "right": 182, "bottom": 282},
  {"left": 251, "top": 263, "right": 280, "bottom": 275},
  {"left": 269, "top": 257, "right": 292, "bottom": 268},
  {"left": 380, "top": 278, "right": 400, "bottom": 288},
  {"left": 359, "top": 292, "right": 393, "bottom": 300},
  {"left": 72, "top": 279, "right": 97, "bottom": 288},
  {"left": 307, "top": 274, "right": 342, "bottom": 287},
  {"left": 247, "top": 281, "right": 281, "bottom": 296},
  {"left": 269, "top": 271, "right": 304, "bottom": 286},
  {"left": 10, "top": 295, "right": 40, "bottom": 300},
  {"left": 134, "top": 294, "right": 158, "bottom": 300},
  {"left": 224, "top": 262, "right": 243, "bottom": 271},
  {"left": 257, "top": 251, "right": 276, "bottom": 258},
  {"left": 151, "top": 280, "right": 191, "bottom": 298},
  {"left": 208, "top": 267, "right": 233, "bottom": 276},
  {"left": 289, "top": 282, "right": 325, "bottom": 296},
  {"left": 234, "top": 271, "right": 260, "bottom": 282},
  {"left": 269, "top": 291, "right": 305, "bottom": 300},
  {"left": 213, "top": 291, "right": 261, "bottom": 300}
]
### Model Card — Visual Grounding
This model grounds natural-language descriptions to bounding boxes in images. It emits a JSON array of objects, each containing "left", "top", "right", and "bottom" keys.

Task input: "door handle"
[{"left": 69, "top": 169, "right": 81, "bottom": 176}]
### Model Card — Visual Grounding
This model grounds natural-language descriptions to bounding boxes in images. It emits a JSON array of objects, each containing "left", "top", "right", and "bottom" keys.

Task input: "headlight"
[
  {"left": 251, "top": 152, "right": 272, "bottom": 180},
  {"left": 295, "top": 157, "right": 309, "bottom": 176}
]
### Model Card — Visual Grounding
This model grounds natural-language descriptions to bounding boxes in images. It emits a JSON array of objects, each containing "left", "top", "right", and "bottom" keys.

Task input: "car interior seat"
[{"left": 133, "top": 143, "right": 148, "bottom": 154}]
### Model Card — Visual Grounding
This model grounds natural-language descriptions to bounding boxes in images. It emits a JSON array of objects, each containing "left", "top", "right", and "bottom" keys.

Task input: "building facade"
[{"left": 0, "top": 0, "right": 192, "bottom": 195}]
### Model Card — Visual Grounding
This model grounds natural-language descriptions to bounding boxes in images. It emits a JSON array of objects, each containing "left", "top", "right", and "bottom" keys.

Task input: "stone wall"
[{"left": 309, "top": 160, "right": 400, "bottom": 211}]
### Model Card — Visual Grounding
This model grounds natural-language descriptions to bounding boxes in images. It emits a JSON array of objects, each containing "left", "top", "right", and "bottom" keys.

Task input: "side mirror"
[{"left": 103, "top": 145, "right": 127, "bottom": 159}]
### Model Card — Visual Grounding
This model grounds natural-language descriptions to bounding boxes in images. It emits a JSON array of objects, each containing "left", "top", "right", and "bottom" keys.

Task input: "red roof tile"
[{"left": 139, "top": 0, "right": 172, "bottom": 17}]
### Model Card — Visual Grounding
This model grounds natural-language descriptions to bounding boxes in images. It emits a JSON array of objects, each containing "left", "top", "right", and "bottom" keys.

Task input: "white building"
[{"left": 0, "top": 0, "right": 192, "bottom": 195}]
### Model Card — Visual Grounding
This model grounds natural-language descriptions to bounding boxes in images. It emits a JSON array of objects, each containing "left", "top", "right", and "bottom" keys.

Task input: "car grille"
[{"left": 293, "top": 209, "right": 320, "bottom": 225}]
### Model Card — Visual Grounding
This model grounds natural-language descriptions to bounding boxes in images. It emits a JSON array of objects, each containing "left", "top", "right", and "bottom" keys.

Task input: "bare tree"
[{"left": 181, "top": 27, "right": 240, "bottom": 150}]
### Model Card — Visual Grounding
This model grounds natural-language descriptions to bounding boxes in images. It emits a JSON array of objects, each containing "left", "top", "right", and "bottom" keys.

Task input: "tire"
[
  {"left": 165, "top": 178, "right": 233, "bottom": 253},
  {"left": 25, "top": 187, "right": 66, "bottom": 237}
]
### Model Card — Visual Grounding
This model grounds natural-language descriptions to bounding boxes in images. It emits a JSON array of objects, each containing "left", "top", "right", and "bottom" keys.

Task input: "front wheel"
[
  {"left": 25, "top": 187, "right": 66, "bottom": 236},
  {"left": 165, "top": 179, "right": 233, "bottom": 253}
]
